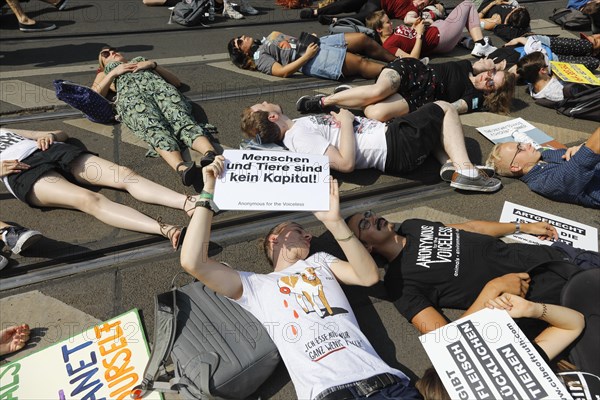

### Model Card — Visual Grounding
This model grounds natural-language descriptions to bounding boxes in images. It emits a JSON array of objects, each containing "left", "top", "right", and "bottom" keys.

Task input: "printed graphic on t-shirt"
[
  {"left": 275, "top": 266, "right": 369, "bottom": 362},
  {"left": 393, "top": 25, "right": 418, "bottom": 39},
  {"left": 0, "top": 130, "right": 26, "bottom": 153},
  {"left": 278, "top": 266, "right": 334, "bottom": 318},
  {"left": 415, "top": 224, "right": 461, "bottom": 275},
  {"left": 265, "top": 31, "right": 298, "bottom": 50},
  {"left": 307, "top": 115, "right": 381, "bottom": 135}
]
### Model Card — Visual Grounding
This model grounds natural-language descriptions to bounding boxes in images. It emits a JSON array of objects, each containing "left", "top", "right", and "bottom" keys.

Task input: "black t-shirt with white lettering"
[{"left": 385, "top": 219, "right": 565, "bottom": 322}]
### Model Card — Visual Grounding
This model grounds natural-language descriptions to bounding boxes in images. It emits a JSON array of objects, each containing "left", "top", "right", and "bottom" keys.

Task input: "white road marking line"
[{"left": 1, "top": 80, "right": 63, "bottom": 108}]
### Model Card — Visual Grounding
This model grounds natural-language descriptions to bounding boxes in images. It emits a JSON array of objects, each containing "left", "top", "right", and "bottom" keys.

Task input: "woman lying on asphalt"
[
  {"left": 92, "top": 46, "right": 217, "bottom": 189},
  {"left": 0, "top": 128, "right": 201, "bottom": 249},
  {"left": 227, "top": 31, "right": 398, "bottom": 80}
]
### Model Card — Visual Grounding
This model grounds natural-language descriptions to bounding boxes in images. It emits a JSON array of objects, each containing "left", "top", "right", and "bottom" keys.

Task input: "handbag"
[
  {"left": 328, "top": 17, "right": 376, "bottom": 39},
  {"left": 297, "top": 32, "right": 320, "bottom": 57},
  {"left": 53, "top": 79, "right": 116, "bottom": 124}
]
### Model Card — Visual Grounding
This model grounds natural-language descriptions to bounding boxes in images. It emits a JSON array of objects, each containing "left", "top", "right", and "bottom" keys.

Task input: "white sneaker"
[
  {"left": 223, "top": 2, "right": 243, "bottom": 19},
  {"left": 471, "top": 37, "right": 497, "bottom": 57},
  {"left": 240, "top": 0, "right": 259, "bottom": 15}
]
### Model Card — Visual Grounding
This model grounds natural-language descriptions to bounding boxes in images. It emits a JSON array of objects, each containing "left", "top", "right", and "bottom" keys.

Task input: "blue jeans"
[
  {"left": 315, "top": 381, "right": 422, "bottom": 400},
  {"left": 301, "top": 33, "right": 346, "bottom": 80}
]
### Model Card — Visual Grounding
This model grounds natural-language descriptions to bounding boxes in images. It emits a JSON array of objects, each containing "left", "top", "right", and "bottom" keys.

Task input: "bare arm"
[
  {"left": 271, "top": 43, "right": 319, "bottom": 78},
  {"left": 314, "top": 179, "right": 380, "bottom": 287},
  {"left": 404, "top": 11, "right": 433, "bottom": 26},
  {"left": 323, "top": 109, "right": 356, "bottom": 173},
  {"left": 486, "top": 294, "right": 584, "bottom": 360},
  {"left": 406, "top": 19, "right": 426, "bottom": 59},
  {"left": 447, "top": 221, "right": 558, "bottom": 240},
  {"left": 7, "top": 128, "right": 68, "bottom": 142},
  {"left": 180, "top": 156, "right": 244, "bottom": 300},
  {"left": 411, "top": 307, "right": 449, "bottom": 334},
  {"left": 461, "top": 272, "right": 531, "bottom": 318},
  {"left": 451, "top": 99, "right": 469, "bottom": 114},
  {"left": 91, "top": 63, "right": 137, "bottom": 97}
]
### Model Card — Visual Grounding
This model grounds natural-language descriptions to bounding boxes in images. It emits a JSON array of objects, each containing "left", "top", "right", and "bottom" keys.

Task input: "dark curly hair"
[
  {"left": 516, "top": 51, "right": 546, "bottom": 84},
  {"left": 506, "top": 7, "right": 530, "bottom": 29}
]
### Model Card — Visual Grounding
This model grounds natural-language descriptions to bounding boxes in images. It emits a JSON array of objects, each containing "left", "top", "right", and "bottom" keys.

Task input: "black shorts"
[
  {"left": 384, "top": 103, "right": 444, "bottom": 174},
  {"left": 383, "top": 58, "right": 438, "bottom": 113},
  {"left": 6, "top": 143, "right": 92, "bottom": 204}
]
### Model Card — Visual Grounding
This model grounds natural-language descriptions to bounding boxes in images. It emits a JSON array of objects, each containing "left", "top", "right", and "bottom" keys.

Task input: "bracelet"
[
  {"left": 335, "top": 232, "right": 354, "bottom": 242},
  {"left": 514, "top": 221, "right": 521, "bottom": 234},
  {"left": 195, "top": 200, "right": 215, "bottom": 213},
  {"left": 199, "top": 190, "right": 214, "bottom": 199},
  {"left": 539, "top": 303, "right": 547, "bottom": 320},
  {"left": 152, "top": 61, "right": 158, "bottom": 69}
]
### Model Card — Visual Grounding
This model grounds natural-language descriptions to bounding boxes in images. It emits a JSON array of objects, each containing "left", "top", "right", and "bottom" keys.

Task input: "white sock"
[{"left": 457, "top": 168, "right": 478, "bottom": 178}]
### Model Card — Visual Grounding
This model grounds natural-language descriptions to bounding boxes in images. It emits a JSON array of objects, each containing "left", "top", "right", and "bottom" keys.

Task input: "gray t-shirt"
[{"left": 255, "top": 31, "right": 299, "bottom": 75}]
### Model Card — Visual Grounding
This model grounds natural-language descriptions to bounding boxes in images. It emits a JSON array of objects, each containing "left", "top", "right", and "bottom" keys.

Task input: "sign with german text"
[
  {"left": 420, "top": 308, "right": 572, "bottom": 400},
  {"left": 476, "top": 118, "right": 565, "bottom": 150},
  {"left": 0, "top": 309, "right": 160, "bottom": 400},
  {"left": 551, "top": 62, "right": 600, "bottom": 86},
  {"left": 214, "top": 150, "right": 330, "bottom": 211},
  {"left": 500, "top": 201, "right": 598, "bottom": 252}
]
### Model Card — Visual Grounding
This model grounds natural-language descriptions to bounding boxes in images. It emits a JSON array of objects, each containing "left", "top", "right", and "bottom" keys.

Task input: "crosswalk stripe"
[
  {"left": 207, "top": 61, "right": 288, "bottom": 81},
  {"left": 1, "top": 80, "right": 63, "bottom": 108}
]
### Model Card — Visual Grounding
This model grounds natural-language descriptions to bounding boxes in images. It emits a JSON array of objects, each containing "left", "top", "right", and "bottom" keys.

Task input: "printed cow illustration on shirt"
[{"left": 278, "top": 267, "right": 333, "bottom": 318}]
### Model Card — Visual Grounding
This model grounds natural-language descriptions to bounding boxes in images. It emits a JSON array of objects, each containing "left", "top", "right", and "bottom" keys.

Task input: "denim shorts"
[{"left": 301, "top": 33, "right": 346, "bottom": 80}]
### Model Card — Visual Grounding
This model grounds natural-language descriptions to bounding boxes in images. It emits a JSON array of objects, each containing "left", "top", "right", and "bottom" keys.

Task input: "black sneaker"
[
  {"left": 318, "top": 15, "right": 334, "bottom": 25},
  {"left": 333, "top": 84, "right": 352, "bottom": 94},
  {"left": 19, "top": 21, "right": 57, "bottom": 32},
  {"left": 54, "top": 0, "right": 69, "bottom": 10},
  {"left": 1, "top": 226, "right": 42, "bottom": 255},
  {"left": 200, "top": 151, "right": 216, "bottom": 168},
  {"left": 296, "top": 94, "right": 325, "bottom": 113},
  {"left": 300, "top": 8, "right": 316, "bottom": 19}
]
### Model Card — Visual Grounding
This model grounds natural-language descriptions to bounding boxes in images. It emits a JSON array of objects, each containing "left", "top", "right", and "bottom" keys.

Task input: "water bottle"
[
  {"left": 208, "top": 0, "right": 215, "bottom": 21},
  {"left": 511, "top": 129, "right": 541, "bottom": 150}
]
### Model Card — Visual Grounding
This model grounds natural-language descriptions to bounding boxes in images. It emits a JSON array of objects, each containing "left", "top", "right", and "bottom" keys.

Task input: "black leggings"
[
  {"left": 550, "top": 37, "right": 599, "bottom": 71},
  {"left": 319, "top": 0, "right": 380, "bottom": 23}
]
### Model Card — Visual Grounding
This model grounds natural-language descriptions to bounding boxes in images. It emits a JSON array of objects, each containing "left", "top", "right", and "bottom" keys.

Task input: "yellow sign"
[{"left": 551, "top": 61, "right": 600, "bottom": 85}]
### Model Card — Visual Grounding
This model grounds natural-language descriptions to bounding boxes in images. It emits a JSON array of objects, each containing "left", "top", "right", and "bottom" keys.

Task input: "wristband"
[
  {"left": 335, "top": 232, "right": 354, "bottom": 242},
  {"left": 195, "top": 199, "right": 220, "bottom": 213},
  {"left": 514, "top": 221, "right": 521, "bottom": 234},
  {"left": 152, "top": 61, "right": 158, "bottom": 69},
  {"left": 199, "top": 190, "right": 214, "bottom": 199}
]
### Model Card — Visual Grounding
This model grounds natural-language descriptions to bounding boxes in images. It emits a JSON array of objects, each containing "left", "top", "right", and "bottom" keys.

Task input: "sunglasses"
[
  {"left": 486, "top": 69, "right": 497, "bottom": 88},
  {"left": 100, "top": 48, "right": 117, "bottom": 59},
  {"left": 510, "top": 143, "right": 526, "bottom": 166},
  {"left": 357, "top": 210, "right": 374, "bottom": 241}
]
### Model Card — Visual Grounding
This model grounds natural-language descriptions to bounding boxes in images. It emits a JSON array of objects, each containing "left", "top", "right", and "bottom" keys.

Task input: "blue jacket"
[{"left": 521, "top": 146, "right": 600, "bottom": 208}]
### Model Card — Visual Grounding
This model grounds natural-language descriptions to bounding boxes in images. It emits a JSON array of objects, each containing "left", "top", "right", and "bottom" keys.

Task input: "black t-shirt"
[
  {"left": 430, "top": 60, "right": 485, "bottom": 112},
  {"left": 385, "top": 219, "right": 566, "bottom": 322}
]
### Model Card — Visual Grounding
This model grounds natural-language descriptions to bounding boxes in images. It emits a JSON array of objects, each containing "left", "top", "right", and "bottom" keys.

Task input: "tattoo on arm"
[
  {"left": 451, "top": 99, "right": 468, "bottom": 114},
  {"left": 385, "top": 70, "right": 401, "bottom": 91}
]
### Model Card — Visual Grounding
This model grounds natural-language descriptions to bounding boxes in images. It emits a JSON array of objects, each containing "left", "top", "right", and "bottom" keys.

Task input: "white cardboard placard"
[
  {"left": 500, "top": 201, "right": 598, "bottom": 252},
  {"left": 214, "top": 150, "right": 330, "bottom": 211},
  {"left": 420, "top": 308, "right": 572, "bottom": 400}
]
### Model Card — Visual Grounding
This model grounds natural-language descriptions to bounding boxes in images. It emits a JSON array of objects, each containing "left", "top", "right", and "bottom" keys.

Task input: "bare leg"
[
  {"left": 433, "top": 101, "right": 475, "bottom": 171},
  {"left": 342, "top": 53, "right": 386, "bottom": 79},
  {"left": 5, "top": 0, "right": 35, "bottom": 24},
  {"left": 27, "top": 171, "right": 180, "bottom": 247},
  {"left": 191, "top": 136, "right": 216, "bottom": 156},
  {"left": 364, "top": 93, "right": 409, "bottom": 121},
  {"left": 155, "top": 148, "right": 186, "bottom": 171},
  {"left": 322, "top": 68, "right": 400, "bottom": 108},
  {"left": 344, "top": 32, "right": 397, "bottom": 62},
  {"left": 586, "top": 126, "right": 600, "bottom": 153},
  {"left": 69, "top": 154, "right": 197, "bottom": 215}
]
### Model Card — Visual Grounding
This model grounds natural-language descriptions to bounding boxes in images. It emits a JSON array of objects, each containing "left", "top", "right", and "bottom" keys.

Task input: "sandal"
[
  {"left": 200, "top": 151, "right": 217, "bottom": 168},
  {"left": 158, "top": 218, "right": 183, "bottom": 250},
  {"left": 183, "top": 195, "right": 197, "bottom": 217},
  {"left": 176, "top": 161, "right": 198, "bottom": 187}
]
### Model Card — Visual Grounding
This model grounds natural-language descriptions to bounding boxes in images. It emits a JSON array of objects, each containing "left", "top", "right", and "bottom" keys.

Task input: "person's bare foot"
[{"left": 0, "top": 324, "right": 30, "bottom": 356}]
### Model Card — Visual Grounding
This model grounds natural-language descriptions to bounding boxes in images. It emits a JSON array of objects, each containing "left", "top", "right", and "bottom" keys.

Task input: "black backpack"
[
  {"left": 549, "top": 8, "right": 591, "bottom": 30},
  {"left": 171, "top": 0, "right": 216, "bottom": 26},
  {"left": 535, "top": 83, "right": 600, "bottom": 122}
]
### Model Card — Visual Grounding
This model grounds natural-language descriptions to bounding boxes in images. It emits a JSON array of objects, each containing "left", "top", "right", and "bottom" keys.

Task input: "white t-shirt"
[
  {"left": 283, "top": 116, "right": 388, "bottom": 171},
  {"left": 0, "top": 128, "right": 42, "bottom": 197},
  {"left": 235, "top": 252, "right": 408, "bottom": 399}
]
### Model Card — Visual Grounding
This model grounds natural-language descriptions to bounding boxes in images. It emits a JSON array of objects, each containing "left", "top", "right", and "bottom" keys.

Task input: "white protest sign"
[
  {"left": 0, "top": 309, "right": 160, "bottom": 400},
  {"left": 500, "top": 201, "right": 598, "bottom": 252},
  {"left": 420, "top": 308, "right": 572, "bottom": 400},
  {"left": 214, "top": 150, "right": 330, "bottom": 211}
]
